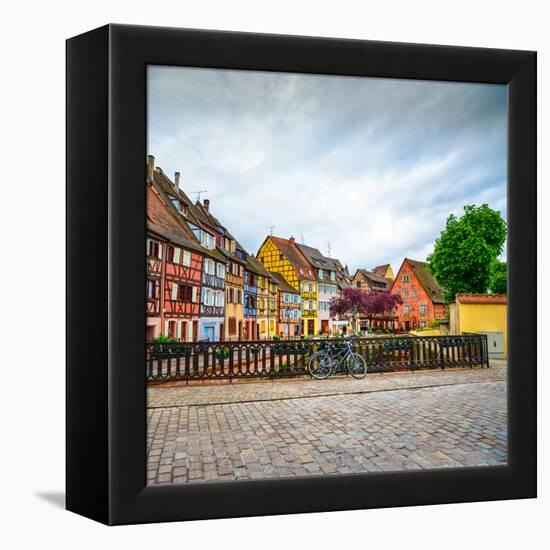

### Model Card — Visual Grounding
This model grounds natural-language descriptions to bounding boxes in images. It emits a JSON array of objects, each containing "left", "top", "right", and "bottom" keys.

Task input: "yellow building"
[
  {"left": 449, "top": 294, "right": 507, "bottom": 358},
  {"left": 257, "top": 235, "right": 318, "bottom": 336}
]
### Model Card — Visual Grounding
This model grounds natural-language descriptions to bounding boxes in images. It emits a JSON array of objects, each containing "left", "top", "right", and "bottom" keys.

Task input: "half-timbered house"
[
  {"left": 391, "top": 258, "right": 447, "bottom": 331},
  {"left": 296, "top": 244, "right": 339, "bottom": 335},
  {"left": 147, "top": 156, "right": 226, "bottom": 341},
  {"left": 146, "top": 161, "right": 207, "bottom": 342},
  {"left": 269, "top": 271, "right": 301, "bottom": 338},
  {"left": 246, "top": 255, "right": 272, "bottom": 339},
  {"left": 257, "top": 236, "right": 318, "bottom": 336}
]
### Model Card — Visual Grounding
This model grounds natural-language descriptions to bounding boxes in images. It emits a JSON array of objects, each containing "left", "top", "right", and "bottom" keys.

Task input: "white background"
[{"left": 0, "top": 1, "right": 546, "bottom": 547}]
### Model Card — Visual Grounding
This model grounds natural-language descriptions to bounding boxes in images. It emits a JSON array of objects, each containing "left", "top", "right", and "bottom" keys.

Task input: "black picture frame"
[{"left": 66, "top": 24, "right": 537, "bottom": 525}]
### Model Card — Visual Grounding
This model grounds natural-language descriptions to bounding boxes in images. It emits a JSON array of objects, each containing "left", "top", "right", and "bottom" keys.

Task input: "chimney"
[
  {"left": 147, "top": 155, "right": 155, "bottom": 181},
  {"left": 174, "top": 171, "right": 180, "bottom": 189},
  {"left": 289, "top": 236, "right": 295, "bottom": 244},
  {"left": 203, "top": 199, "right": 210, "bottom": 212}
]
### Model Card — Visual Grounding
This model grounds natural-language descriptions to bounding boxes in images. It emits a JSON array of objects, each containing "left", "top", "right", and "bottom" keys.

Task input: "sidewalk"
[{"left": 147, "top": 361, "right": 506, "bottom": 408}]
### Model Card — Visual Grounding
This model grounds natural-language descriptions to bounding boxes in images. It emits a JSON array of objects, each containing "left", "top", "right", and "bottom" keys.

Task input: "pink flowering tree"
[{"left": 330, "top": 288, "right": 402, "bottom": 333}]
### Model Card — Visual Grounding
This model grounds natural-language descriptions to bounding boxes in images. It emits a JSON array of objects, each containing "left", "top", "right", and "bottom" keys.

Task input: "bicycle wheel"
[
  {"left": 347, "top": 352, "right": 367, "bottom": 379},
  {"left": 307, "top": 352, "right": 333, "bottom": 380}
]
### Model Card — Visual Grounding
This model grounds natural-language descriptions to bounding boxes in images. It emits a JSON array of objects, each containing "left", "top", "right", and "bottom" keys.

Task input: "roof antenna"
[
  {"left": 190, "top": 190, "right": 208, "bottom": 202},
  {"left": 327, "top": 241, "right": 331, "bottom": 257},
  {"left": 267, "top": 225, "right": 276, "bottom": 236},
  {"left": 300, "top": 234, "right": 305, "bottom": 244}
]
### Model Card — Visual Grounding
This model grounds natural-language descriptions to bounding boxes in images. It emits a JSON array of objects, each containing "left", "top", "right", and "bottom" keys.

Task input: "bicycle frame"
[{"left": 321, "top": 341, "right": 355, "bottom": 373}]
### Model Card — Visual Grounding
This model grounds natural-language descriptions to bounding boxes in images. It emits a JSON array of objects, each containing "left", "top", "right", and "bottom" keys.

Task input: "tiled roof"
[
  {"left": 405, "top": 258, "right": 446, "bottom": 304},
  {"left": 246, "top": 255, "right": 270, "bottom": 276},
  {"left": 269, "top": 271, "right": 298, "bottom": 293},
  {"left": 150, "top": 169, "right": 226, "bottom": 263},
  {"left": 373, "top": 264, "right": 390, "bottom": 277},
  {"left": 357, "top": 269, "right": 391, "bottom": 289},
  {"left": 457, "top": 294, "right": 507, "bottom": 305},
  {"left": 270, "top": 236, "right": 315, "bottom": 280},
  {"left": 296, "top": 244, "right": 332, "bottom": 269}
]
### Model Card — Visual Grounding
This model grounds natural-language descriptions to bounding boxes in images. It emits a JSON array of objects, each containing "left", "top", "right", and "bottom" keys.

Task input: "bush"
[
  {"left": 215, "top": 346, "right": 230, "bottom": 360},
  {"left": 153, "top": 333, "right": 173, "bottom": 343}
]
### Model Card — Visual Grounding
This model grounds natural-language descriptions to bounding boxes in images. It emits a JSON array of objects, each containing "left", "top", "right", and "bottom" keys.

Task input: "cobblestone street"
[{"left": 147, "top": 364, "right": 507, "bottom": 485}]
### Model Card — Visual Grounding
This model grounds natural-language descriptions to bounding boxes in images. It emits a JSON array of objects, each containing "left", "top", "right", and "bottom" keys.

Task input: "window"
[
  {"left": 280, "top": 254, "right": 284, "bottom": 261},
  {"left": 403, "top": 305, "right": 410, "bottom": 315},
  {"left": 402, "top": 273, "right": 410, "bottom": 283},
  {"left": 227, "top": 288, "right": 233, "bottom": 303},
  {"left": 419, "top": 320, "right": 427, "bottom": 328},
  {"left": 404, "top": 290, "right": 409, "bottom": 298},
  {"left": 172, "top": 283, "right": 178, "bottom": 301},
  {"left": 228, "top": 317, "right": 237, "bottom": 335},
  {"left": 419, "top": 303, "right": 427, "bottom": 315},
  {"left": 182, "top": 250, "right": 191, "bottom": 267},
  {"left": 166, "top": 246, "right": 174, "bottom": 263},
  {"left": 308, "top": 284, "right": 313, "bottom": 292},
  {"left": 147, "top": 239, "right": 162, "bottom": 259},
  {"left": 216, "top": 263, "right": 226, "bottom": 279},
  {"left": 356, "top": 281, "right": 362, "bottom": 288},
  {"left": 330, "top": 271, "right": 336, "bottom": 281},
  {"left": 412, "top": 289, "right": 417, "bottom": 298},
  {"left": 146, "top": 280, "right": 157, "bottom": 298},
  {"left": 204, "top": 258, "right": 215, "bottom": 275},
  {"left": 318, "top": 269, "right": 324, "bottom": 280}
]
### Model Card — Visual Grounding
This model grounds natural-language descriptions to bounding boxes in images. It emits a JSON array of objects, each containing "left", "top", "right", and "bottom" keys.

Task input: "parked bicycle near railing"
[{"left": 307, "top": 338, "right": 367, "bottom": 380}]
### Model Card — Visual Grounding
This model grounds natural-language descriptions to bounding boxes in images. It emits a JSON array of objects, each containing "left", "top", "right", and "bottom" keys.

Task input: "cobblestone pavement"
[
  {"left": 147, "top": 362, "right": 506, "bottom": 408},
  {"left": 147, "top": 366, "right": 507, "bottom": 485}
]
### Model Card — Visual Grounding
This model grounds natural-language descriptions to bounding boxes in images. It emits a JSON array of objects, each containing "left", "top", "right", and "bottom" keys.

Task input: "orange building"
[{"left": 391, "top": 258, "right": 447, "bottom": 331}]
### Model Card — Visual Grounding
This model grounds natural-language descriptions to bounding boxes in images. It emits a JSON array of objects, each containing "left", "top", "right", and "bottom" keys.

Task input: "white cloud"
[{"left": 148, "top": 66, "right": 507, "bottom": 273}]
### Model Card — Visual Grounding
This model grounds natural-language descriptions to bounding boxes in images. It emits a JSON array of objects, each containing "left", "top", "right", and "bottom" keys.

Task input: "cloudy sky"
[{"left": 147, "top": 66, "right": 507, "bottom": 273}]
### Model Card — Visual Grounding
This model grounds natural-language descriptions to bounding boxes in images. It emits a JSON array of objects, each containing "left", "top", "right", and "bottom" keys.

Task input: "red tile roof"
[
  {"left": 457, "top": 294, "right": 507, "bottom": 304},
  {"left": 270, "top": 236, "right": 315, "bottom": 280}
]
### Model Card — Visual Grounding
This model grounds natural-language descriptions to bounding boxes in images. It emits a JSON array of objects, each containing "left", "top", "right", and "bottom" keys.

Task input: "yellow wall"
[
  {"left": 258, "top": 237, "right": 318, "bottom": 335},
  {"left": 457, "top": 302, "right": 507, "bottom": 357}
]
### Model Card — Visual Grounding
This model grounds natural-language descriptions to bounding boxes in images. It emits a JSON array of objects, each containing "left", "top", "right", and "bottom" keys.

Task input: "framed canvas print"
[{"left": 66, "top": 24, "right": 536, "bottom": 525}]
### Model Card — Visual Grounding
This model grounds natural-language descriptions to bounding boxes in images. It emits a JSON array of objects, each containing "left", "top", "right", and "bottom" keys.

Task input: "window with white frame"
[
  {"left": 182, "top": 250, "right": 191, "bottom": 267},
  {"left": 216, "top": 263, "right": 226, "bottom": 279},
  {"left": 402, "top": 273, "right": 410, "bottom": 283},
  {"left": 419, "top": 303, "right": 427, "bottom": 315},
  {"left": 318, "top": 269, "right": 324, "bottom": 280},
  {"left": 403, "top": 305, "right": 410, "bottom": 315},
  {"left": 204, "top": 258, "right": 215, "bottom": 275}
]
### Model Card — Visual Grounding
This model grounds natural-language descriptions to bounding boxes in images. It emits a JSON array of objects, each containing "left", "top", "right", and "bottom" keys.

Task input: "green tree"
[
  {"left": 488, "top": 260, "right": 507, "bottom": 294},
  {"left": 427, "top": 204, "right": 506, "bottom": 301}
]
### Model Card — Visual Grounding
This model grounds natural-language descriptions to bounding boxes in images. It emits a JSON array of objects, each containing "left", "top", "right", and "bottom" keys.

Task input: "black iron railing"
[{"left": 146, "top": 334, "right": 489, "bottom": 383}]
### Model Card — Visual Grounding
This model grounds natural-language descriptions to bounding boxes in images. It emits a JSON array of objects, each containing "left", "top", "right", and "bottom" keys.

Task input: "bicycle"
[{"left": 307, "top": 338, "right": 367, "bottom": 380}]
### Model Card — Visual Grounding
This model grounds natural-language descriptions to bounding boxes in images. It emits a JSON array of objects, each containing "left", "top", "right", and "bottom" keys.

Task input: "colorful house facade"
[
  {"left": 269, "top": 271, "right": 301, "bottom": 338},
  {"left": 146, "top": 163, "right": 222, "bottom": 342},
  {"left": 247, "top": 255, "right": 275, "bottom": 339},
  {"left": 391, "top": 258, "right": 447, "bottom": 331},
  {"left": 257, "top": 236, "right": 318, "bottom": 336},
  {"left": 243, "top": 255, "right": 260, "bottom": 340},
  {"left": 296, "top": 243, "right": 339, "bottom": 335},
  {"left": 147, "top": 157, "right": 228, "bottom": 341}
]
